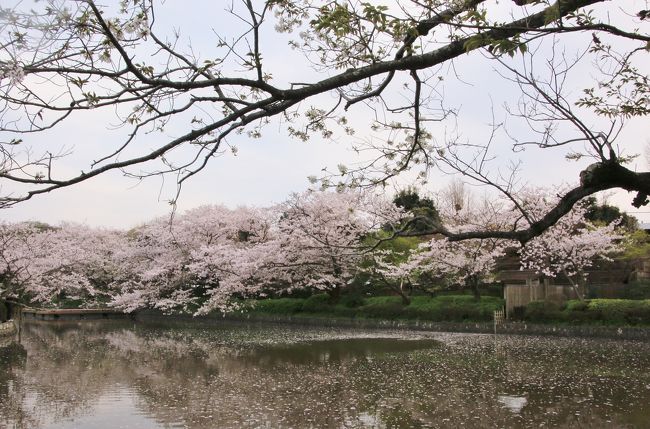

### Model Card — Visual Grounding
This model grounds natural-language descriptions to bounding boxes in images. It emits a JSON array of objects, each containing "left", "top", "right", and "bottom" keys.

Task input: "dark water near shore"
[{"left": 1, "top": 320, "right": 650, "bottom": 428}]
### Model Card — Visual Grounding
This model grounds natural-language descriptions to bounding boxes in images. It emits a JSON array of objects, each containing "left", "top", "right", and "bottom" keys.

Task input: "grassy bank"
[{"left": 247, "top": 294, "right": 504, "bottom": 323}]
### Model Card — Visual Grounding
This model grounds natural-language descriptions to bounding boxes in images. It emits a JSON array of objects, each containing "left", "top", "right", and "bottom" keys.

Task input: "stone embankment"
[
  {"left": 22, "top": 308, "right": 128, "bottom": 321},
  {"left": 227, "top": 314, "right": 650, "bottom": 341},
  {"left": 14, "top": 307, "right": 650, "bottom": 341},
  {"left": 134, "top": 310, "right": 650, "bottom": 341}
]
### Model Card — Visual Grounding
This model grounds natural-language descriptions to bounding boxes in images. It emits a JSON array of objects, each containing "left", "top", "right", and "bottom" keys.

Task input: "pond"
[{"left": 1, "top": 320, "right": 650, "bottom": 428}]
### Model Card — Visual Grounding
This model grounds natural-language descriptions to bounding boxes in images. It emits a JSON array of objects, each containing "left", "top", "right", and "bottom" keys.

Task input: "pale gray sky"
[{"left": 1, "top": 0, "right": 649, "bottom": 228}]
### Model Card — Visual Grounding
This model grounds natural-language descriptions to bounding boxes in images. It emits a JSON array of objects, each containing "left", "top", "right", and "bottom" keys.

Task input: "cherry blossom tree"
[
  {"left": 0, "top": 221, "right": 47, "bottom": 301},
  {"left": 24, "top": 223, "right": 125, "bottom": 306},
  {"left": 409, "top": 238, "right": 506, "bottom": 299},
  {"left": 110, "top": 206, "right": 236, "bottom": 314},
  {"left": 267, "top": 190, "right": 402, "bottom": 302},
  {"left": 399, "top": 192, "right": 509, "bottom": 298},
  {"left": 0, "top": 221, "right": 124, "bottom": 306},
  {"left": 362, "top": 236, "right": 422, "bottom": 305},
  {"left": 0, "top": 187, "right": 626, "bottom": 313},
  {"left": 109, "top": 204, "right": 279, "bottom": 314},
  {"left": 109, "top": 191, "right": 401, "bottom": 313},
  {"left": 403, "top": 187, "right": 625, "bottom": 301},
  {"left": 186, "top": 206, "right": 278, "bottom": 314},
  {"left": 109, "top": 216, "right": 192, "bottom": 313},
  {"left": 518, "top": 194, "right": 623, "bottom": 300},
  {"left": 393, "top": 188, "right": 624, "bottom": 301}
]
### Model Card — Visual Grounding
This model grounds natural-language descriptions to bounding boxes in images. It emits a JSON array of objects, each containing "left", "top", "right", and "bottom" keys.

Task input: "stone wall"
[{"left": 134, "top": 310, "right": 650, "bottom": 341}]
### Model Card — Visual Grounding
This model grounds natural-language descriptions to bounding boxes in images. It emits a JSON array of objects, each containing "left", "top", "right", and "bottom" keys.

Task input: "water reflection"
[
  {"left": 497, "top": 395, "right": 527, "bottom": 414},
  {"left": 245, "top": 338, "right": 437, "bottom": 366},
  {"left": 1, "top": 320, "right": 649, "bottom": 428}
]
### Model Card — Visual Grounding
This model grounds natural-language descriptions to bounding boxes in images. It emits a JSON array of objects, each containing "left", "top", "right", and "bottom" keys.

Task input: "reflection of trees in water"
[
  {"left": 0, "top": 342, "right": 36, "bottom": 429},
  {"left": 3, "top": 321, "right": 650, "bottom": 428},
  {"left": 3, "top": 322, "right": 145, "bottom": 428}
]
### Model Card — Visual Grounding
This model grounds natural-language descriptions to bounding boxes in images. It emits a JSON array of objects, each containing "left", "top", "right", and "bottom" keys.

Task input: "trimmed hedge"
[
  {"left": 301, "top": 293, "right": 333, "bottom": 313},
  {"left": 404, "top": 295, "right": 504, "bottom": 322},
  {"left": 249, "top": 295, "right": 650, "bottom": 326},
  {"left": 248, "top": 294, "right": 505, "bottom": 322},
  {"left": 521, "top": 299, "right": 650, "bottom": 326}
]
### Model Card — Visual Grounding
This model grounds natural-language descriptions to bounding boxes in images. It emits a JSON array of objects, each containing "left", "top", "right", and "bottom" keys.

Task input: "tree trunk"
[
  {"left": 570, "top": 282, "right": 584, "bottom": 301},
  {"left": 468, "top": 276, "right": 481, "bottom": 301},
  {"left": 379, "top": 275, "right": 412, "bottom": 305},
  {"left": 562, "top": 269, "right": 584, "bottom": 301},
  {"left": 398, "top": 278, "right": 411, "bottom": 305}
]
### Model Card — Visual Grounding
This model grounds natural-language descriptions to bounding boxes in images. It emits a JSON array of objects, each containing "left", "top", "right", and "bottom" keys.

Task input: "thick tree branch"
[{"left": 402, "top": 163, "right": 650, "bottom": 244}]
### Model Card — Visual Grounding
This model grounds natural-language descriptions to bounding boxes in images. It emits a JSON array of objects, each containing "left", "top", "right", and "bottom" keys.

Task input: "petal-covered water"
[{"left": 1, "top": 320, "right": 649, "bottom": 428}]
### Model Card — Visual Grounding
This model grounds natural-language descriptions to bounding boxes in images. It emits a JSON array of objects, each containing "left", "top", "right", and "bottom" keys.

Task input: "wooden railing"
[{"left": 493, "top": 308, "right": 505, "bottom": 335}]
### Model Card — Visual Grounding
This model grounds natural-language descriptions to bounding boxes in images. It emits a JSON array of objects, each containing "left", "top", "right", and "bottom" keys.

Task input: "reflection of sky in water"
[
  {"left": 497, "top": 395, "right": 528, "bottom": 414},
  {"left": 33, "top": 387, "right": 180, "bottom": 429},
  {"left": 1, "top": 320, "right": 650, "bottom": 428}
]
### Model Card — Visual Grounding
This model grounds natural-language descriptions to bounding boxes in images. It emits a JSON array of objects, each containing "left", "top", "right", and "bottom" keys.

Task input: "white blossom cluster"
[
  {"left": 518, "top": 196, "right": 623, "bottom": 291},
  {"left": 0, "top": 63, "right": 25, "bottom": 85},
  {"left": 0, "top": 188, "right": 626, "bottom": 313},
  {"left": 0, "top": 190, "right": 402, "bottom": 315}
]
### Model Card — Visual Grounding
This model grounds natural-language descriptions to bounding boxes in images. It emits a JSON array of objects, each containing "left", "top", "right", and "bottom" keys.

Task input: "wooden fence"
[
  {"left": 503, "top": 278, "right": 586, "bottom": 318},
  {"left": 499, "top": 256, "right": 650, "bottom": 319}
]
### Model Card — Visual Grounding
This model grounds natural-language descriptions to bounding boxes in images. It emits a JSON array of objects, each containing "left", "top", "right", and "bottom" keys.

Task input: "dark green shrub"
[
  {"left": 406, "top": 304, "right": 442, "bottom": 321},
  {"left": 58, "top": 299, "right": 84, "bottom": 309},
  {"left": 301, "top": 293, "right": 333, "bottom": 313},
  {"left": 248, "top": 294, "right": 504, "bottom": 323},
  {"left": 566, "top": 300, "right": 589, "bottom": 312},
  {"left": 364, "top": 296, "right": 403, "bottom": 305},
  {"left": 252, "top": 298, "right": 305, "bottom": 315},
  {"left": 524, "top": 300, "right": 565, "bottom": 322},
  {"left": 437, "top": 304, "right": 479, "bottom": 321},
  {"left": 564, "top": 300, "right": 598, "bottom": 323},
  {"left": 565, "top": 311, "right": 598, "bottom": 323},
  {"left": 358, "top": 301, "right": 405, "bottom": 319},
  {"left": 403, "top": 295, "right": 502, "bottom": 322},
  {"left": 520, "top": 299, "right": 650, "bottom": 325},
  {"left": 622, "top": 305, "right": 649, "bottom": 325},
  {"left": 587, "top": 299, "right": 650, "bottom": 325},
  {"left": 587, "top": 299, "right": 627, "bottom": 323},
  {"left": 339, "top": 293, "right": 365, "bottom": 308}
]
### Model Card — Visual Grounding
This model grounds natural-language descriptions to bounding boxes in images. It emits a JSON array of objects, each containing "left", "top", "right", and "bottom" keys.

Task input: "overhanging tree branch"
[{"left": 0, "top": 0, "right": 647, "bottom": 243}]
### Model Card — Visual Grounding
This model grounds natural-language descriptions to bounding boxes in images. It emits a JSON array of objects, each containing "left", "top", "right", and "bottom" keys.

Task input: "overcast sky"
[{"left": 1, "top": 0, "right": 649, "bottom": 228}]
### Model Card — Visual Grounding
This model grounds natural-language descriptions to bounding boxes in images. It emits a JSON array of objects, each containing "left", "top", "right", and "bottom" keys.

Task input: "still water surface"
[{"left": 1, "top": 320, "right": 650, "bottom": 428}]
